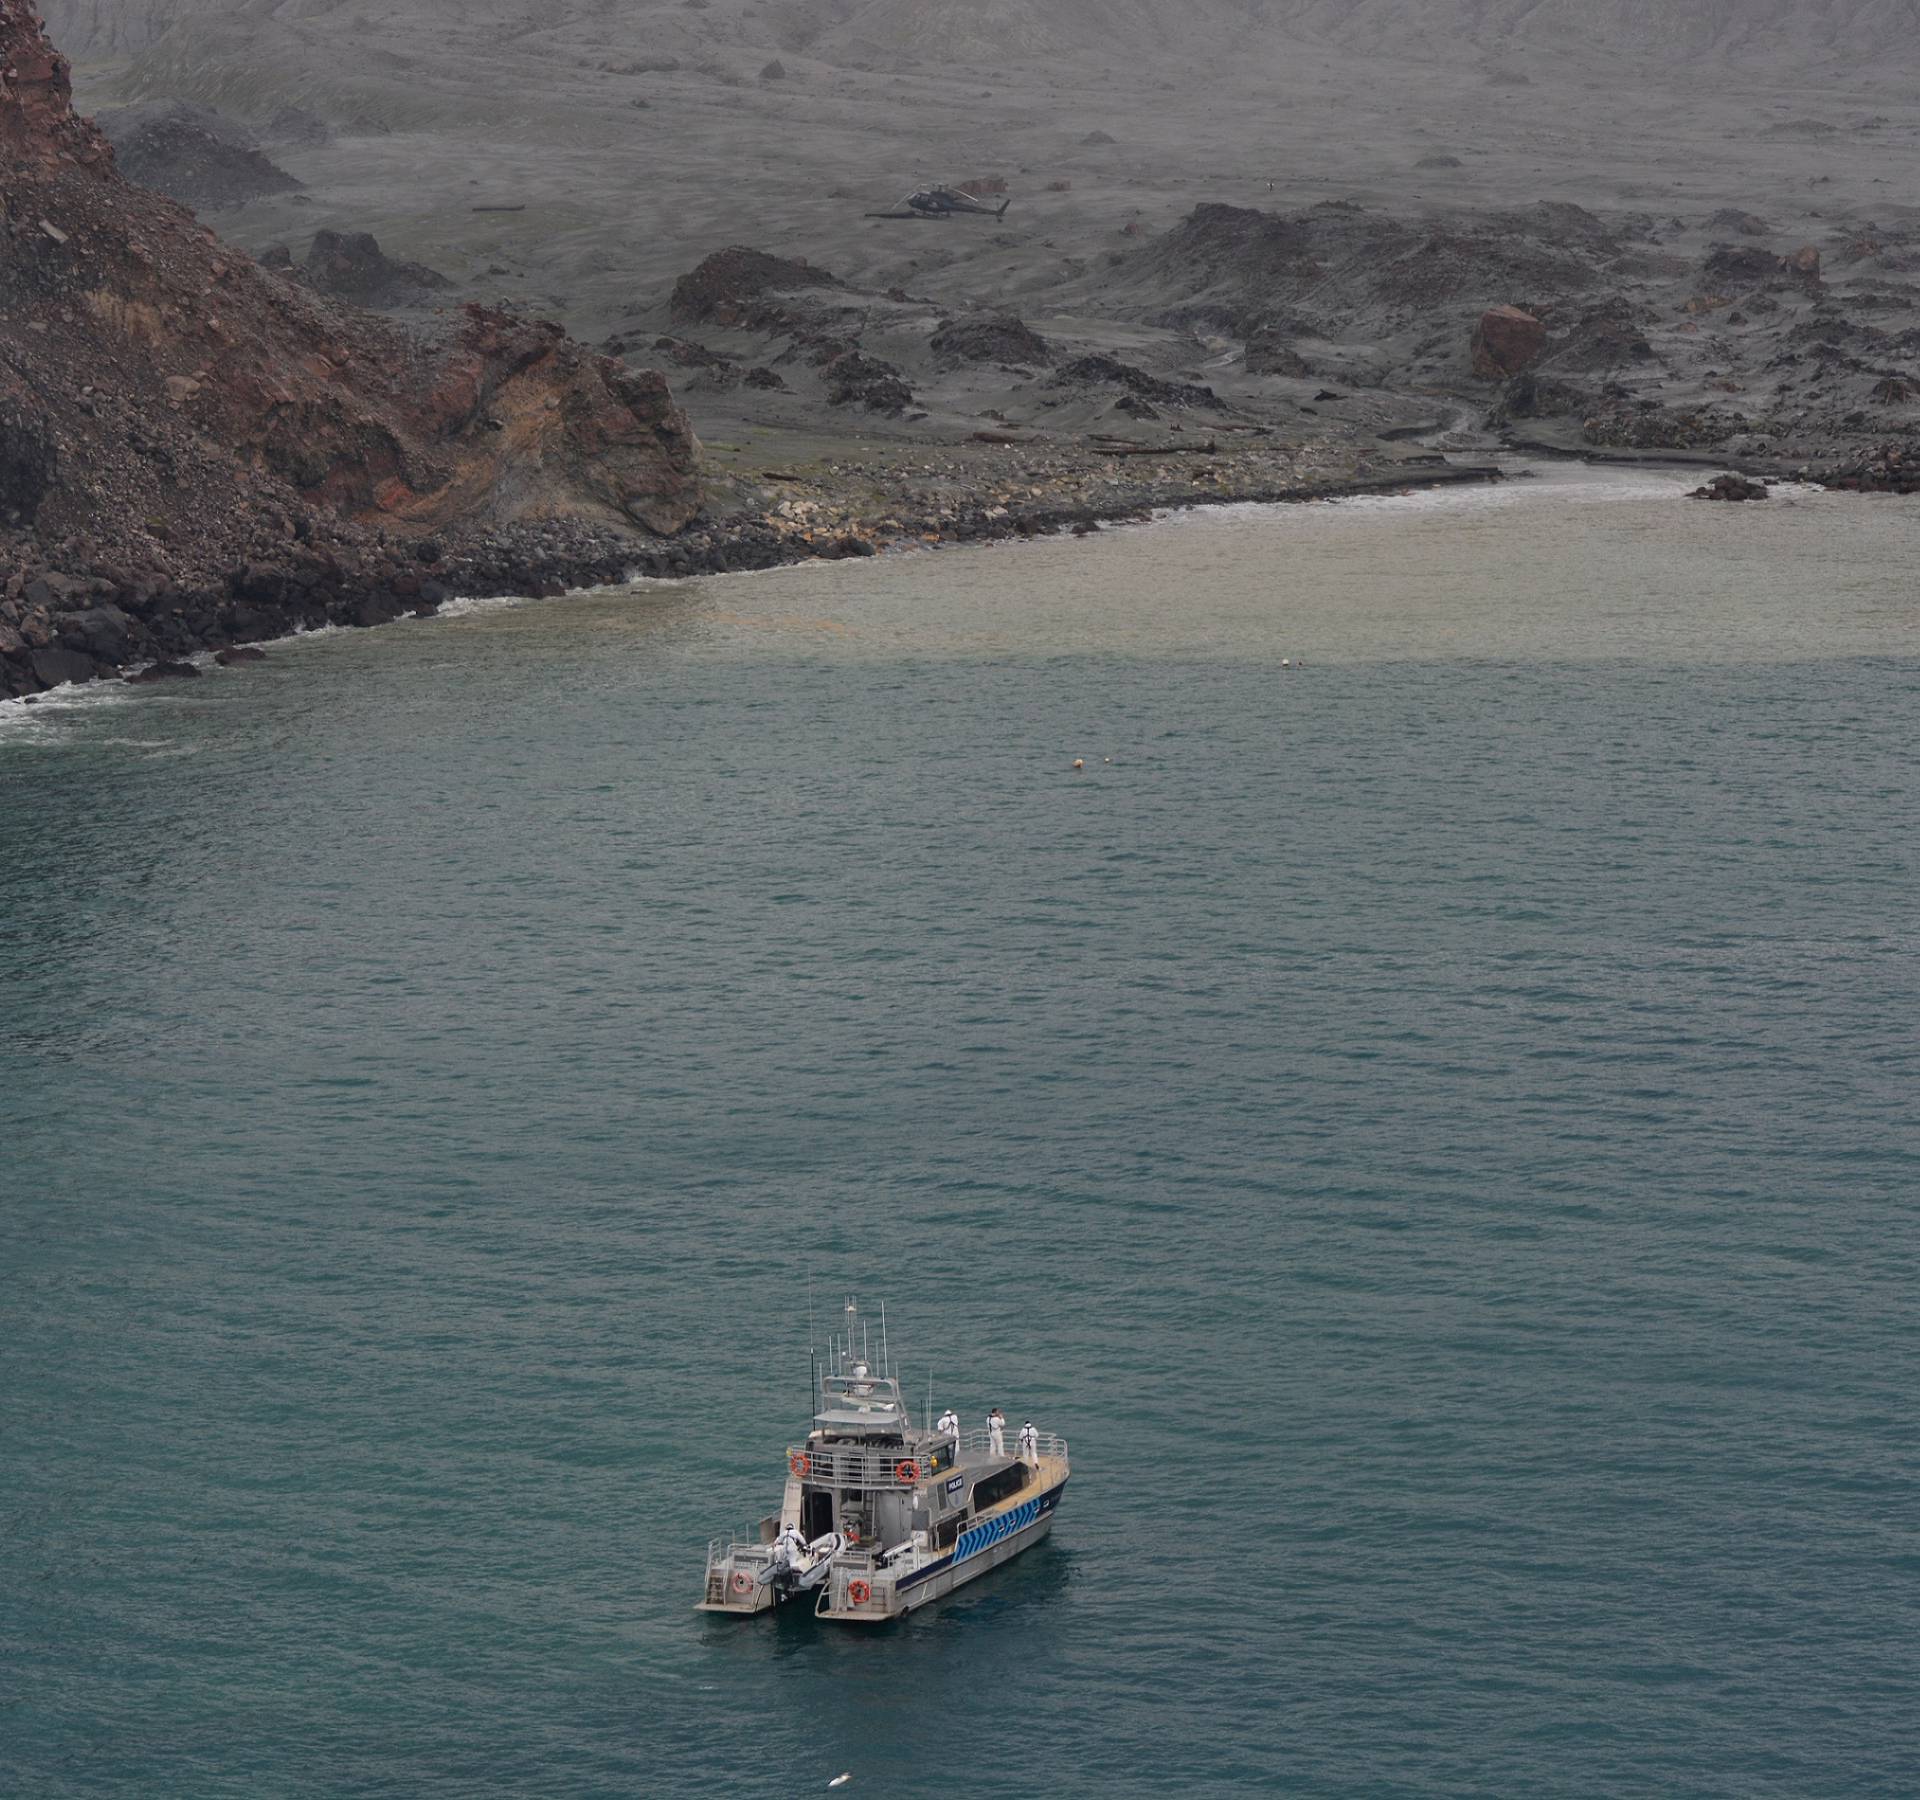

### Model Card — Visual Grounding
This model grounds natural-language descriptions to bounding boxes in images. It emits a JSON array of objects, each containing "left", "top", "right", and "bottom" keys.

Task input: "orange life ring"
[
  {"left": 730, "top": 1570, "right": 754, "bottom": 1596},
  {"left": 789, "top": 1452, "right": 811, "bottom": 1479},
  {"left": 847, "top": 1579, "right": 872, "bottom": 1606},
  {"left": 894, "top": 1459, "right": 920, "bottom": 1485}
]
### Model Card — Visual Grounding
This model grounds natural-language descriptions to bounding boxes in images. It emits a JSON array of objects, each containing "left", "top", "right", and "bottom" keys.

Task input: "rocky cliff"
[{"left": 1, "top": 0, "right": 702, "bottom": 696}]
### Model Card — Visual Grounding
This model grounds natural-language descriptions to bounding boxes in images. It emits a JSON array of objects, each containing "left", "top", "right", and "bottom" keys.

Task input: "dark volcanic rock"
[
  {"left": 823, "top": 349, "right": 913, "bottom": 413},
  {"left": 1491, "top": 369, "right": 1596, "bottom": 422},
  {"left": 302, "top": 230, "right": 451, "bottom": 308},
  {"left": 1470, "top": 305, "right": 1546, "bottom": 379},
  {"left": 1415, "top": 153, "right": 1463, "bottom": 170},
  {"left": 653, "top": 335, "right": 737, "bottom": 370},
  {"left": 0, "top": 0, "right": 704, "bottom": 699},
  {"left": 1539, "top": 297, "right": 1657, "bottom": 371},
  {"left": 97, "top": 102, "right": 301, "bottom": 210},
  {"left": 929, "top": 314, "right": 1053, "bottom": 368},
  {"left": 1050, "top": 353, "right": 1218, "bottom": 410},
  {"left": 669, "top": 246, "right": 842, "bottom": 327},
  {"left": 215, "top": 645, "right": 268, "bottom": 664},
  {"left": 1705, "top": 242, "right": 1783, "bottom": 288},
  {"left": 743, "top": 365, "right": 788, "bottom": 390},
  {"left": 1689, "top": 472, "right": 1769, "bottom": 501},
  {"left": 125, "top": 658, "right": 203, "bottom": 681},
  {"left": 1124, "top": 202, "right": 1601, "bottom": 340},
  {"left": 1584, "top": 403, "right": 1740, "bottom": 451},
  {"left": 0, "top": 393, "right": 57, "bottom": 526},
  {"left": 1245, "top": 325, "right": 1312, "bottom": 378},
  {"left": 1820, "top": 444, "right": 1920, "bottom": 493}
]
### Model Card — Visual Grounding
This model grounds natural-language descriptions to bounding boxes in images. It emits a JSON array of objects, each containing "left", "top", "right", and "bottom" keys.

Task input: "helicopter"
[
  {"left": 866, "top": 185, "right": 1013, "bottom": 221},
  {"left": 907, "top": 184, "right": 1011, "bottom": 218}
]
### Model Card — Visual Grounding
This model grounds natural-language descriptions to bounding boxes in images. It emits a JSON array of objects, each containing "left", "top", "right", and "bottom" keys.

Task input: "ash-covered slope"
[
  {"left": 1259, "top": 0, "right": 1920, "bottom": 69},
  {"left": 45, "top": 0, "right": 1920, "bottom": 71},
  {"left": 1, "top": 0, "right": 701, "bottom": 696}
]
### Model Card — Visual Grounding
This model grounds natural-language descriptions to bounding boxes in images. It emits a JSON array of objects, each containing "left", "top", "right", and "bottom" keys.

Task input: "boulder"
[
  {"left": 1050, "top": 353, "right": 1218, "bottom": 409},
  {"left": 302, "top": 230, "right": 451, "bottom": 308},
  {"left": 1470, "top": 305, "right": 1546, "bottom": 379},
  {"left": 929, "top": 315, "right": 1052, "bottom": 368},
  {"left": 1782, "top": 245, "right": 1822, "bottom": 280},
  {"left": 214, "top": 645, "right": 268, "bottom": 664},
  {"left": 822, "top": 349, "right": 913, "bottom": 414},
  {"left": 96, "top": 102, "right": 301, "bottom": 209},
  {"left": 652, "top": 335, "right": 737, "bottom": 370},
  {"left": 56, "top": 604, "right": 133, "bottom": 661},
  {"left": 1705, "top": 242, "right": 1782, "bottom": 287},
  {"left": 1245, "top": 326, "right": 1312, "bottom": 378},
  {"left": 1820, "top": 445, "right": 1920, "bottom": 494},
  {"left": 1689, "top": 472, "right": 1769, "bottom": 502},
  {"left": 668, "top": 246, "right": 842, "bottom": 326},
  {"left": 126, "top": 659, "right": 202, "bottom": 681},
  {"left": 31, "top": 644, "right": 96, "bottom": 688}
]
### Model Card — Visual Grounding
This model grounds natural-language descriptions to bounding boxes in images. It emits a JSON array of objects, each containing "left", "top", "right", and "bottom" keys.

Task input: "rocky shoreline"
[{"left": 3, "top": 448, "right": 1503, "bottom": 700}]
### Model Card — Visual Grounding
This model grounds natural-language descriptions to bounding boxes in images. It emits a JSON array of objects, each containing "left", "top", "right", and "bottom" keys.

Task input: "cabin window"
[{"left": 969, "top": 1466, "right": 1026, "bottom": 1512}]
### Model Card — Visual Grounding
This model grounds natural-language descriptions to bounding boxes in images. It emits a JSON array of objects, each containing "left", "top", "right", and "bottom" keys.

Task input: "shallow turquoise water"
[{"left": 4, "top": 467, "right": 1918, "bottom": 1796}]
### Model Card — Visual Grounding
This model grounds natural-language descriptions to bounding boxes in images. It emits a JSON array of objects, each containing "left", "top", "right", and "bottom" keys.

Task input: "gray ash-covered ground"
[
  {"left": 618, "top": 196, "right": 1918, "bottom": 485},
  {"left": 42, "top": 0, "right": 1918, "bottom": 476},
  {"left": 9, "top": 0, "right": 1919, "bottom": 700}
]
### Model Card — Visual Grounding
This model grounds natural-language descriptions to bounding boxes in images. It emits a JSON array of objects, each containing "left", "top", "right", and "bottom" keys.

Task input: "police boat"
[{"left": 698, "top": 1300, "right": 1069, "bottom": 1623}]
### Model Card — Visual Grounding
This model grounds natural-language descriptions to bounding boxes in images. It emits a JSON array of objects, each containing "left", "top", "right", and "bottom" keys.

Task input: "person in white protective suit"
[
  {"left": 1017, "top": 1420, "right": 1039, "bottom": 1465},
  {"left": 775, "top": 1521, "right": 807, "bottom": 1562},
  {"left": 988, "top": 1409, "right": 1006, "bottom": 1456},
  {"left": 936, "top": 1406, "right": 960, "bottom": 1444}
]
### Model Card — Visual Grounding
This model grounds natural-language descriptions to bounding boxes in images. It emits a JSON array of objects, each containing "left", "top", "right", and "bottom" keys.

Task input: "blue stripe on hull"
[{"left": 896, "top": 1482, "right": 1065, "bottom": 1593}]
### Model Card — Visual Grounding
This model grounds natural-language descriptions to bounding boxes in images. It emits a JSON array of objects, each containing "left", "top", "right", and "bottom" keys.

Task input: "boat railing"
[
  {"left": 954, "top": 1428, "right": 1069, "bottom": 1462},
  {"left": 705, "top": 1532, "right": 774, "bottom": 1572},
  {"left": 787, "top": 1443, "right": 935, "bottom": 1489},
  {"left": 790, "top": 1431, "right": 1066, "bottom": 1489}
]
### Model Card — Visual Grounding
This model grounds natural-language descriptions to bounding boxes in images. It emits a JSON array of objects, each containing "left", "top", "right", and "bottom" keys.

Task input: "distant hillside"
[
  {"left": 1259, "top": 0, "right": 1920, "bottom": 69},
  {"left": 48, "top": 0, "right": 1920, "bottom": 71}
]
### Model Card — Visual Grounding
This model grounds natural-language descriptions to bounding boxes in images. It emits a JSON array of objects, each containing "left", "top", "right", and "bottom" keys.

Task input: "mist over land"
[
  {"left": 48, "top": 0, "right": 1920, "bottom": 447},
  {"left": 5, "top": 0, "right": 1918, "bottom": 697}
]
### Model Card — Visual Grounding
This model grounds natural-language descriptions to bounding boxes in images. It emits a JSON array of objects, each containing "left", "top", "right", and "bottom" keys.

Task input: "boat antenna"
[{"left": 880, "top": 1300, "right": 889, "bottom": 1379}]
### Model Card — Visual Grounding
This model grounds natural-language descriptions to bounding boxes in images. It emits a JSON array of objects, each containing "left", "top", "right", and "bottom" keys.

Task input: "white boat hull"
[{"left": 819, "top": 1476, "right": 1067, "bottom": 1623}]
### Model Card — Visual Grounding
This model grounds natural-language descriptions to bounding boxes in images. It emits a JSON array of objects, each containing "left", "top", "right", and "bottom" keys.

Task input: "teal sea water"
[{"left": 3, "top": 465, "right": 1917, "bottom": 1796}]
